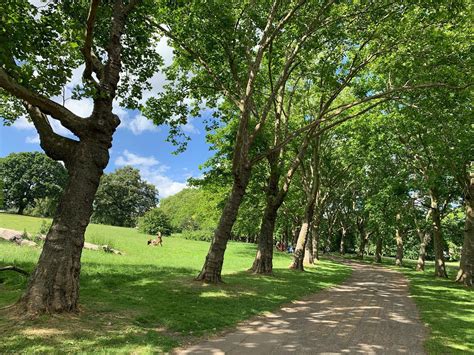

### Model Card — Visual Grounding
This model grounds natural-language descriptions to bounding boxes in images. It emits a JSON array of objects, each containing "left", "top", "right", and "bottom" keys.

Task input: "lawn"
[
  {"left": 339, "top": 253, "right": 474, "bottom": 354},
  {"left": 0, "top": 213, "right": 351, "bottom": 353}
]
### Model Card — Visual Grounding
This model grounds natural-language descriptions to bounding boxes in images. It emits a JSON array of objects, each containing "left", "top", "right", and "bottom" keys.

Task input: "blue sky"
[{"left": 0, "top": 112, "right": 214, "bottom": 199}]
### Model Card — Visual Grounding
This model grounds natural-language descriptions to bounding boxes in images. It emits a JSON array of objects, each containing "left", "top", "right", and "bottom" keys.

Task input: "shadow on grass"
[{"left": 0, "top": 258, "right": 350, "bottom": 353}]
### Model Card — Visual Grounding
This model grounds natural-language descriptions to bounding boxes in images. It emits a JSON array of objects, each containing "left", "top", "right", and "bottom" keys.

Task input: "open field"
[
  {"left": 0, "top": 213, "right": 351, "bottom": 353},
  {"left": 340, "top": 254, "right": 474, "bottom": 354}
]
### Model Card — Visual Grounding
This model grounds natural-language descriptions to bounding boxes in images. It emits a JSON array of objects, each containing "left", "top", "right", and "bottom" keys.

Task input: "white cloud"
[
  {"left": 25, "top": 134, "right": 40, "bottom": 144},
  {"left": 180, "top": 117, "right": 200, "bottom": 135},
  {"left": 115, "top": 150, "right": 186, "bottom": 198},
  {"left": 12, "top": 116, "right": 35, "bottom": 130},
  {"left": 119, "top": 114, "right": 159, "bottom": 135},
  {"left": 115, "top": 150, "right": 159, "bottom": 167}
]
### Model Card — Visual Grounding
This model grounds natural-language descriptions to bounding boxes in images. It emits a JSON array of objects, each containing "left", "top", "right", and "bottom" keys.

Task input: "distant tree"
[
  {"left": 0, "top": 152, "right": 67, "bottom": 214},
  {"left": 92, "top": 166, "right": 157, "bottom": 227},
  {"left": 138, "top": 208, "right": 173, "bottom": 236},
  {"left": 159, "top": 188, "right": 222, "bottom": 232}
]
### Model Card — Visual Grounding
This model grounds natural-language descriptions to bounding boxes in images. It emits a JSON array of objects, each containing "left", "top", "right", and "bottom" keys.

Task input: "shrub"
[
  {"left": 180, "top": 229, "right": 214, "bottom": 242},
  {"left": 138, "top": 208, "right": 173, "bottom": 236}
]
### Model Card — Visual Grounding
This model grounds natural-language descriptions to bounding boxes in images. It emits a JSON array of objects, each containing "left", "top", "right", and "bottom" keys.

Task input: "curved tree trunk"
[
  {"left": 395, "top": 228, "right": 404, "bottom": 267},
  {"left": 18, "top": 142, "right": 110, "bottom": 316},
  {"left": 375, "top": 235, "right": 383, "bottom": 263},
  {"left": 456, "top": 170, "right": 473, "bottom": 286},
  {"left": 429, "top": 189, "right": 448, "bottom": 278},
  {"left": 196, "top": 169, "right": 251, "bottom": 282},
  {"left": 416, "top": 229, "right": 431, "bottom": 271},
  {"left": 289, "top": 215, "right": 312, "bottom": 271}
]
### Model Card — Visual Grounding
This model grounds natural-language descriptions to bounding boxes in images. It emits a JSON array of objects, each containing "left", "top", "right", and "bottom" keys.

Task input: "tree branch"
[
  {"left": 82, "top": 0, "right": 104, "bottom": 83},
  {"left": 0, "top": 68, "right": 87, "bottom": 135}
]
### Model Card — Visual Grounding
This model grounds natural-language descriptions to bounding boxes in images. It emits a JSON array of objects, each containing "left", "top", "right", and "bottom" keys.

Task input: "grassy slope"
[
  {"left": 340, "top": 254, "right": 473, "bottom": 354},
  {"left": 0, "top": 213, "right": 351, "bottom": 353}
]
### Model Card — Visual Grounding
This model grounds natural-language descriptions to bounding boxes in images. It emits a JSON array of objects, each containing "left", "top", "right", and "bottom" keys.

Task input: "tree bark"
[
  {"left": 429, "top": 189, "right": 448, "bottom": 278},
  {"left": 251, "top": 196, "right": 278, "bottom": 274},
  {"left": 290, "top": 216, "right": 312, "bottom": 271},
  {"left": 456, "top": 170, "right": 473, "bottom": 286},
  {"left": 375, "top": 235, "right": 383, "bottom": 263},
  {"left": 357, "top": 219, "right": 369, "bottom": 259},
  {"left": 304, "top": 226, "right": 314, "bottom": 265},
  {"left": 395, "top": 228, "right": 404, "bottom": 267},
  {"left": 18, "top": 141, "right": 110, "bottom": 316},
  {"left": 196, "top": 169, "right": 251, "bottom": 282},
  {"left": 416, "top": 229, "right": 431, "bottom": 272}
]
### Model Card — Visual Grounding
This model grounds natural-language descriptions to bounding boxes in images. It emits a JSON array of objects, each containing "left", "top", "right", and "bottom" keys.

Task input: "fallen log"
[{"left": 0, "top": 266, "right": 29, "bottom": 276}]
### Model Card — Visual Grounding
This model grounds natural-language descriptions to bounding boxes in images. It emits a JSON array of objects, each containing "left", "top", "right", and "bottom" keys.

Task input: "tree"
[
  {"left": 0, "top": 0, "right": 164, "bottom": 315},
  {"left": 92, "top": 166, "right": 157, "bottom": 227},
  {"left": 138, "top": 208, "right": 173, "bottom": 236},
  {"left": 0, "top": 152, "right": 67, "bottom": 214}
]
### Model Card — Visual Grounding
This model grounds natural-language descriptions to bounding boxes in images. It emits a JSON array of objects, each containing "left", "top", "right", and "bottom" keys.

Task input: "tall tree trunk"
[
  {"left": 375, "top": 235, "right": 383, "bottom": 263},
  {"left": 251, "top": 199, "right": 278, "bottom": 274},
  {"left": 18, "top": 142, "right": 110, "bottom": 315},
  {"left": 290, "top": 212, "right": 312, "bottom": 271},
  {"left": 196, "top": 169, "right": 251, "bottom": 282},
  {"left": 339, "top": 226, "right": 346, "bottom": 255},
  {"left": 304, "top": 226, "right": 314, "bottom": 265},
  {"left": 395, "top": 228, "right": 404, "bottom": 266},
  {"left": 311, "top": 222, "right": 320, "bottom": 261},
  {"left": 251, "top": 153, "right": 280, "bottom": 274},
  {"left": 429, "top": 189, "right": 448, "bottom": 278},
  {"left": 357, "top": 220, "right": 368, "bottom": 259},
  {"left": 416, "top": 229, "right": 431, "bottom": 271},
  {"left": 456, "top": 170, "right": 474, "bottom": 286}
]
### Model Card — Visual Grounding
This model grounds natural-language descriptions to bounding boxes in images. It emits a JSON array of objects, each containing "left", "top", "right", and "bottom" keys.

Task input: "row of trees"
[
  {"left": 0, "top": 153, "right": 158, "bottom": 227},
  {"left": 1, "top": 0, "right": 472, "bottom": 315}
]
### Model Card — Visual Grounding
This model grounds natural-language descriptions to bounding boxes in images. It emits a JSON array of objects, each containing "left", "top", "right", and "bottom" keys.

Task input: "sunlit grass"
[
  {"left": 340, "top": 253, "right": 473, "bottom": 354},
  {"left": 0, "top": 213, "right": 351, "bottom": 353}
]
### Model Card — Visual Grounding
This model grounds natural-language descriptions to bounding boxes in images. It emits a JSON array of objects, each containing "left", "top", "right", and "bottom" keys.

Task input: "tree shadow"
[{"left": 0, "top": 258, "right": 350, "bottom": 353}]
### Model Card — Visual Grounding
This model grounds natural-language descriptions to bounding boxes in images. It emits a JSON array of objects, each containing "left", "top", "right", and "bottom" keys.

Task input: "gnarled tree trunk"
[
  {"left": 429, "top": 189, "right": 448, "bottom": 278},
  {"left": 19, "top": 139, "right": 112, "bottom": 316},
  {"left": 456, "top": 170, "right": 473, "bottom": 286}
]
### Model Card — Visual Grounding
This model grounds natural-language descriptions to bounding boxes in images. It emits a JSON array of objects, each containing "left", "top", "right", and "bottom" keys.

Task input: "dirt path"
[{"left": 175, "top": 259, "right": 427, "bottom": 354}]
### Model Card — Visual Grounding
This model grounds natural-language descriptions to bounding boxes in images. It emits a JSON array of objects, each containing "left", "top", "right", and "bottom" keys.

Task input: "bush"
[
  {"left": 180, "top": 229, "right": 214, "bottom": 242},
  {"left": 137, "top": 208, "right": 173, "bottom": 236}
]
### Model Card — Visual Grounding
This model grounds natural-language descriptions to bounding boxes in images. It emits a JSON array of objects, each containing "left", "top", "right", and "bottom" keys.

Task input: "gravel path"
[{"left": 175, "top": 259, "right": 427, "bottom": 354}]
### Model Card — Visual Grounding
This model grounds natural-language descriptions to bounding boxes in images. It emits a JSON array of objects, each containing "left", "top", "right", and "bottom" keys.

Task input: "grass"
[
  {"left": 339, "top": 253, "right": 474, "bottom": 354},
  {"left": 0, "top": 213, "right": 351, "bottom": 353}
]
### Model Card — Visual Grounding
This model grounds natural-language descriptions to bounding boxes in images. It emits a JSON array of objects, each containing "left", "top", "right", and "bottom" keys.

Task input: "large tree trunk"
[
  {"left": 357, "top": 220, "right": 369, "bottom": 260},
  {"left": 289, "top": 215, "right": 312, "bottom": 271},
  {"left": 429, "top": 189, "right": 448, "bottom": 278},
  {"left": 304, "top": 226, "right": 314, "bottom": 265},
  {"left": 251, "top": 199, "right": 278, "bottom": 274},
  {"left": 456, "top": 170, "right": 474, "bottom": 286},
  {"left": 18, "top": 142, "right": 110, "bottom": 316},
  {"left": 251, "top": 154, "right": 281, "bottom": 274},
  {"left": 416, "top": 229, "right": 431, "bottom": 272},
  {"left": 196, "top": 169, "right": 251, "bottom": 282},
  {"left": 375, "top": 235, "right": 383, "bottom": 263},
  {"left": 395, "top": 228, "right": 404, "bottom": 266}
]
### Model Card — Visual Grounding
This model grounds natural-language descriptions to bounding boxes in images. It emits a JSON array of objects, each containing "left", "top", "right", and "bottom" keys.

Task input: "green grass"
[
  {"left": 339, "top": 253, "right": 474, "bottom": 354},
  {"left": 0, "top": 213, "right": 351, "bottom": 353}
]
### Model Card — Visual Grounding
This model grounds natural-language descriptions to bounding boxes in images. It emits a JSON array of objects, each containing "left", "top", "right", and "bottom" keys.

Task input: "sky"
[{"left": 0, "top": 35, "right": 215, "bottom": 199}]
